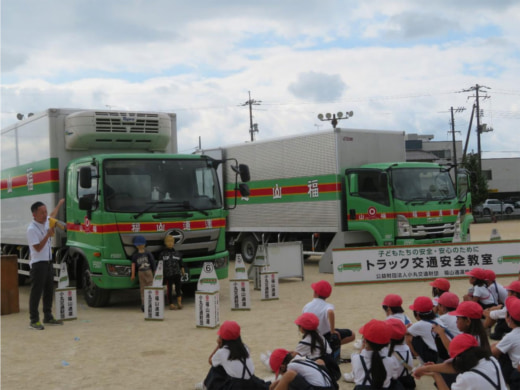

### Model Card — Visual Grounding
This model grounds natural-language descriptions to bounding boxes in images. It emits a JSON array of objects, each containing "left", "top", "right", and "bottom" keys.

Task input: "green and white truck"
[
  {"left": 1, "top": 108, "right": 249, "bottom": 306},
  {"left": 204, "top": 128, "right": 472, "bottom": 272}
]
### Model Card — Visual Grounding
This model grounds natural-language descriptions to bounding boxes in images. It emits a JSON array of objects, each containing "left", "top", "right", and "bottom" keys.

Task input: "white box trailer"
[
  {"left": 204, "top": 127, "right": 472, "bottom": 273},
  {"left": 1, "top": 108, "right": 177, "bottom": 246},
  {"left": 204, "top": 128, "right": 405, "bottom": 266}
]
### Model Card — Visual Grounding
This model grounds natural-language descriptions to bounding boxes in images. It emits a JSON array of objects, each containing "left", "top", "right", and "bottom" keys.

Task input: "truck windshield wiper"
[
  {"left": 405, "top": 198, "right": 428, "bottom": 205},
  {"left": 133, "top": 201, "right": 184, "bottom": 219},
  {"left": 183, "top": 200, "right": 209, "bottom": 216}
]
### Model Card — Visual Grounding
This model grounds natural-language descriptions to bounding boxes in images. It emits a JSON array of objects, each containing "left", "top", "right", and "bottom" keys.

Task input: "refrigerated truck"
[
  {"left": 203, "top": 128, "right": 472, "bottom": 272},
  {"left": 1, "top": 108, "right": 247, "bottom": 306}
]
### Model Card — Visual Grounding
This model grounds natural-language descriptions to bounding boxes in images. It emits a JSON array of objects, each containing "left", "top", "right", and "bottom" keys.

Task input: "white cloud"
[{"left": 1, "top": 0, "right": 519, "bottom": 159}]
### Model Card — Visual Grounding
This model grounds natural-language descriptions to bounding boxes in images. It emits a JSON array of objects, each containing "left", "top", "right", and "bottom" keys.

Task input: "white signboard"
[
  {"left": 230, "top": 279, "right": 251, "bottom": 310},
  {"left": 153, "top": 261, "right": 164, "bottom": 287},
  {"left": 58, "top": 262, "right": 69, "bottom": 289},
  {"left": 267, "top": 241, "right": 304, "bottom": 280},
  {"left": 260, "top": 271, "right": 279, "bottom": 300},
  {"left": 197, "top": 262, "right": 220, "bottom": 292},
  {"left": 234, "top": 255, "right": 248, "bottom": 280},
  {"left": 333, "top": 240, "right": 520, "bottom": 285},
  {"left": 195, "top": 291, "right": 220, "bottom": 328},
  {"left": 55, "top": 288, "right": 77, "bottom": 321},
  {"left": 144, "top": 287, "right": 165, "bottom": 321}
]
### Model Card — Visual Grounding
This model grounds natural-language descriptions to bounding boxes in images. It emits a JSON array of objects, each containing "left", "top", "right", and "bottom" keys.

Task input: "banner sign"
[
  {"left": 333, "top": 240, "right": 520, "bottom": 285},
  {"left": 230, "top": 279, "right": 251, "bottom": 310}
]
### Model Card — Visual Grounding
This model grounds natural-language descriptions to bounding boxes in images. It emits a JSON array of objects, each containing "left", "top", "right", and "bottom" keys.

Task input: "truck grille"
[
  {"left": 94, "top": 112, "right": 160, "bottom": 133},
  {"left": 120, "top": 229, "right": 220, "bottom": 259},
  {"left": 410, "top": 222, "right": 455, "bottom": 238}
]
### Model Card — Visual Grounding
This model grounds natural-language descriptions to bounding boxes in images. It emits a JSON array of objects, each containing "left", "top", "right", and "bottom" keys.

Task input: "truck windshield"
[
  {"left": 103, "top": 159, "right": 222, "bottom": 212},
  {"left": 391, "top": 168, "right": 456, "bottom": 202}
]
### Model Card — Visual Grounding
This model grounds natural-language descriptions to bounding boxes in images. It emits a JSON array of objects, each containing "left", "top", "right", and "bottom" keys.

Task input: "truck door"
[{"left": 344, "top": 169, "right": 394, "bottom": 246}]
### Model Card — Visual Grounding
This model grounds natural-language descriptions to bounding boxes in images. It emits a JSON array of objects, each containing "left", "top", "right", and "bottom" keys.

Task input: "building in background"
[{"left": 405, "top": 133, "right": 519, "bottom": 200}]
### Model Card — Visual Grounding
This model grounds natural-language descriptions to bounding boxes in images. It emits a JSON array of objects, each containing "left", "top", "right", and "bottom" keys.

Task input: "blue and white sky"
[{"left": 2, "top": 0, "right": 519, "bottom": 157}]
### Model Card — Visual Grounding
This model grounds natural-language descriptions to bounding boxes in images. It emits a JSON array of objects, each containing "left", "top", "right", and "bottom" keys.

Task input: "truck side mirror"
[
  {"left": 79, "top": 167, "right": 92, "bottom": 189},
  {"left": 239, "top": 164, "right": 250, "bottom": 182},
  {"left": 79, "top": 195, "right": 94, "bottom": 211},
  {"left": 238, "top": 183, "right": 250, "bottom": 197}
]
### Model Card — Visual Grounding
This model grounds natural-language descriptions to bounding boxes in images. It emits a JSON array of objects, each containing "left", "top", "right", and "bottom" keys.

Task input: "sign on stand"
[
  {"left": 55, "top": 288, "right": 77, "bottom": 321},
  {"left": 249, "top": 245, "right": 268, "bottom": 290},
  {"left": 260, "top": 271, "right": 279, "bottom": 301},
  {"left": 55, "top": 262, "right": 77, "bottom": 321},
  {"left": 230, "top": 254, "right": 251, "bottom": 310},
  {"left": 144, "top": 287, "right": 164, "bottom": 321},
  {"left": 333, "top": 240, "right": 520, "bottom": 285},
  {"left": 230, "top": 279, "right": 251, "bottom": 310},
  {"left": 196, "top": 291, "right": 220, "bottom": 328},
  {"left": 196, "top": 262, "right": 220, "bottom": 328}
]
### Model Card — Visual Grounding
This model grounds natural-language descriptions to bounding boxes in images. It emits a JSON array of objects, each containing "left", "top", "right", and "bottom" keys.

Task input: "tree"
[{"left": 461, "top": 153, "right": 488, "bottom": 207}]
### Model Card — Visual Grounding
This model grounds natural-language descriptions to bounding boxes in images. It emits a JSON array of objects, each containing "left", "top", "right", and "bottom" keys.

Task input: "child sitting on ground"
[
  {"left": 382, "top": 294, "right": 413, "bottom": 327},
  {"left": 302, "top": 280, "right": 355, "bottom": 362}
]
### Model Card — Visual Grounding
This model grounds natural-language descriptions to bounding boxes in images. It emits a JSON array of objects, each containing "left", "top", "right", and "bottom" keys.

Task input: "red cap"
[
  {"left": 465, "top": 267, "right": 487, "bottom": 281},
  {"left": 437, "top": 292, "right": 459, "bottom": 309},
  {"left": 484, "top": 269, "right": 496, "bottom": 282},
  {"left": 382, "top": 294, "right": 403, "bottom": 307},
  {"left": 449, "top": 333, "right": 479, "bottom": 358},
  {"left": 505, "top": 281, "right": 520, "bottom": 294},
  {"left": 269, "top": 348, "right": 289, "bottom": 376},
  {"left": 386, "top": 318, "right": 407, "bottom": 340},
  {"left": 217, "top": 320, "right": 241, "bottom": 341},
  {"left": 311, "top": 280, "right": 332, "bottom": 298},
  {"left": 429, "top": 278, "right": 450, "bottom": 291},
  {"left": 409, "top": 296, "right": 434, "bottom": 313},
  {"left": 295, "top": 313, "right": 319, "bottom": 331},
  {"left": 359, "top": 319, "right": 391, "bottom": 345},
  {"left": 448, "top": 301, "right": 483, "bottom": 319},
  {"left": 505, "top": 296, "right": 520, "bottom": 322}
]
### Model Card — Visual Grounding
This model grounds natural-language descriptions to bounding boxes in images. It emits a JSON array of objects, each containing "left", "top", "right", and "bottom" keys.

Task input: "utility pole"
[
  {"left": 449, "top": 106, "right": 465, "bottom": 189},
  {"left": 461, "top": 84, "right": 490, "bottom": 172},
  {"left": 240, "top": 91, "right": 262, "bottom": 142}
]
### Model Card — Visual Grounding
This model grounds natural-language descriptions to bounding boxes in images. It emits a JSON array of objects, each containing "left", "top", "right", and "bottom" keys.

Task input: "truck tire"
[
  {"left": 240, "top": 235, "right": 258, "bottom": 264},
  {"left": 81, "top": 259, "right": 111, "bottom": 307}
]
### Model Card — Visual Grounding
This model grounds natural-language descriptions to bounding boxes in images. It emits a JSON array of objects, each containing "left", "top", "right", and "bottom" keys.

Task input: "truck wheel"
[
  {"left": 240, "top": 236, "right": 258, "bottom": 264},
  {"left": 81, "top": 260, "right": 111, "bottom": 307}
]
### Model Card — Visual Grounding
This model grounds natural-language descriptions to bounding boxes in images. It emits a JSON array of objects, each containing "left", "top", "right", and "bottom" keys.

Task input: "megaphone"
[{"left": 49, "top": 217, "right": 67, "bottom": 231}]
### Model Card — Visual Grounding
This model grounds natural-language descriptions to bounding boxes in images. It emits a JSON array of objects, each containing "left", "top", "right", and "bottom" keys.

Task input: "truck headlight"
[
  {"left": 214, "top": 256, "right": 227, "bottom": 269},
  {"left": 396, "top": 214, "right": 411, "bottom": 237},
  {"left": 106, "top": 264, "right": 132, "bottom": 277}
]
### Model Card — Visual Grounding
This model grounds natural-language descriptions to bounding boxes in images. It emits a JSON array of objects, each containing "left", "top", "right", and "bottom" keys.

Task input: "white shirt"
[
  {"left": 387, "top": 312, "right": 413, "bottom": 326},
  {"left": 407, "top": 320, "right": 438, "bottom": 351},
  {"left": 287, "top": 355, "right": 333, "bottom": 387},
  {"left": 351, "top": 349, "right": 398, "bottom": 388},
  {"left": 496, "top": 327, "right": 520, "bottom": 369},
  {"left": 451, "top": 357, "right": 507, "bottom": 390},
  {"left": 473, "top": 285, "right": 496, "bottom": 305},
  {"left": 489, "top": 306, "right": 507, "bottom": 320},
  {"left": 211, "top": 346, "right": 255, "bottom": 379},
  {"left": 488, "top": 282, "right": 508, "bottom": 305},
  {"left": 27, "top": 218, "right": 52, "bottom": 265},
  {"left": 294, "top": 333, "right": 332, "bottom": 359},
  {"left": 438, "top": 313, "right": 461, "bottom": 338},
  {"left": 302, "top": 298, "right": 334, "bottom": 336},
  {"left": 388, "top": 344, "right": 414, "bottom": 378}
]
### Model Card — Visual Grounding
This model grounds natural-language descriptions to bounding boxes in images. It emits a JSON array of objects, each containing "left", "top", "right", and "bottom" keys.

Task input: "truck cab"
[{"left": 345, "top": 162, "right": 473, "bottom": 246}]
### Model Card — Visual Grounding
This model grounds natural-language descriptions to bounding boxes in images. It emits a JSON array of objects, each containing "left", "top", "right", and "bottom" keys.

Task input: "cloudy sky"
[{"left": 1, "top": 0, "right": 519, "bottom": 157}]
